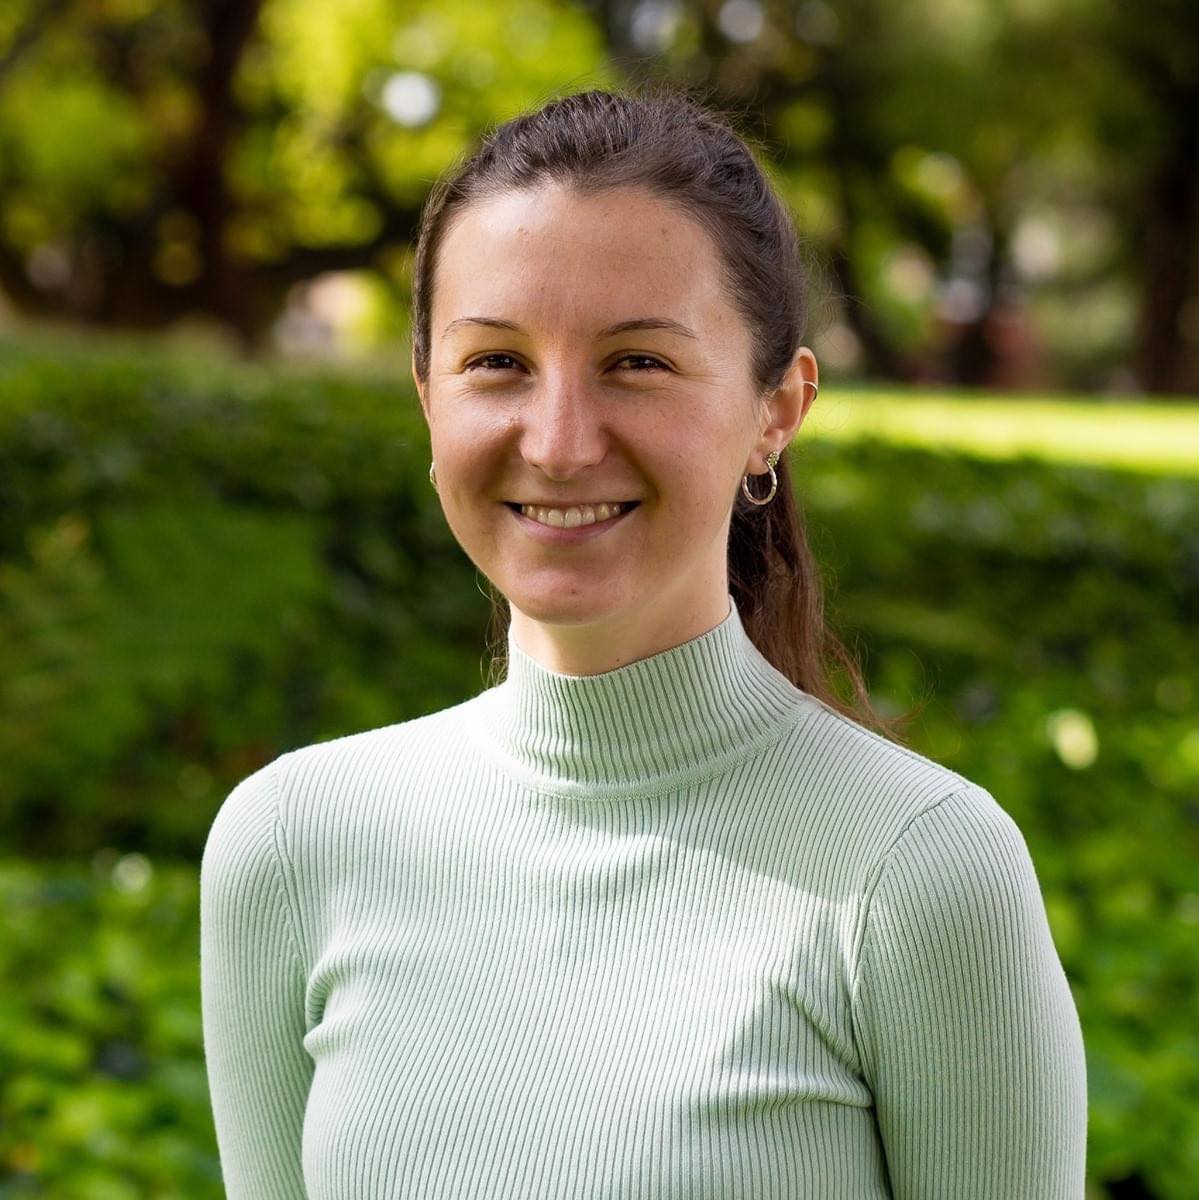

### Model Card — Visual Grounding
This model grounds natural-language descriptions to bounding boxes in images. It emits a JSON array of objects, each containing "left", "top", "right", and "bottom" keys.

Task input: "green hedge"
[
  {"left": 0, "top": 335, "right": 490, "bottom": 858},
  {"left": 1, "top": 334, "right": 1196, "bottom": 1198},
  {"left": 1, "top": 858, "right": 212, "bottom": 1198}
]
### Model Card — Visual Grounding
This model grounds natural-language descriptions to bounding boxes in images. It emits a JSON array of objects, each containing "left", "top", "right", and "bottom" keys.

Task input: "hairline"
[{"left": 421, "top": 178, "right": 770, "bottom": 396}]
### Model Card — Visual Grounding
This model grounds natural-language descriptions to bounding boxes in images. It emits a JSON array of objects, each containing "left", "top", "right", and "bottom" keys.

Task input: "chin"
[{"left": 503, "top": 581, "right": 633, "bottom": 629}]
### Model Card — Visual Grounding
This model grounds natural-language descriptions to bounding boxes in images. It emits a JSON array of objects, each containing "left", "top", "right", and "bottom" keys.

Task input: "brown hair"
[{"left": 411, "top": 84, "right": 920, "bottom": 743}]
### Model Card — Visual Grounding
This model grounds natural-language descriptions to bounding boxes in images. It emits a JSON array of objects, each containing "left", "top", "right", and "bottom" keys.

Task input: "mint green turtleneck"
[{"left": 200, "top": 596, "right": 1087, "bottom": 1198}]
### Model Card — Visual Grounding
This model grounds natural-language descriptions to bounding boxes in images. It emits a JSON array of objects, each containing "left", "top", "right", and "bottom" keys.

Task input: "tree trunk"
[{"left": 1133, "top": 89, "right": 1199, "bottom": 395}]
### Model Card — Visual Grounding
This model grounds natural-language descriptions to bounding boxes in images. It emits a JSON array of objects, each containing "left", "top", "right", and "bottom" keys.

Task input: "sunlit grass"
[{"left": 807, "top": 389, "right": 1199, "bottom": 477}]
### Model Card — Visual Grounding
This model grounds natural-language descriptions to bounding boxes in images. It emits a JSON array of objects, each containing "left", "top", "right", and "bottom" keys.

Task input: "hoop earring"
[
  {"left": 741, "top": 448, "right": 781, "bottom": 506},
  {"left": 428, "top": 460, "right": 438, "bottom": 491}
]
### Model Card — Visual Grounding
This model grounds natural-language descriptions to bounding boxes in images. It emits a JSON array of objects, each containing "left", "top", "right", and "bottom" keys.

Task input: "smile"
[
  {"left": 504, "top": 500, "right": 640, "bottom": 541},
  {"left": 513, "top": 501, "right": 636, "bottom": 528}
]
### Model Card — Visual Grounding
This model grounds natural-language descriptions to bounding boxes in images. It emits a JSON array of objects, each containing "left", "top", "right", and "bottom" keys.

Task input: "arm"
[
  {"left": 850, "top": 788, "right": 1088, "bottom": 1198},
  {"left": 200, "top": 760, "right": 313, "bottom": 1198}
]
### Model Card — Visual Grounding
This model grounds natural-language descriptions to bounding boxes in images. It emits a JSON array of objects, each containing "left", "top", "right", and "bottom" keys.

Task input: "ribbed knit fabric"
[{"left": 200, "top": 595, "right": 1088, "bottom": 1199}]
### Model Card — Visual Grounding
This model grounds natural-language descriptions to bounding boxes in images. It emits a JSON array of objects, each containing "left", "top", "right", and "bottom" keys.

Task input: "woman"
[{"left": 201, "top": 88, "right": 1088, "bottom": 1198}]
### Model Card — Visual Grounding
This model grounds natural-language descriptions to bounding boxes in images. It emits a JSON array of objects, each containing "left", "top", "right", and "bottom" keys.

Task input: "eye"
[
  {"left": 615, "top": 354, "right": 669, "bottom": 372},
  {"left": 465, "top": 353, "right": 523, "bottom": 372}
]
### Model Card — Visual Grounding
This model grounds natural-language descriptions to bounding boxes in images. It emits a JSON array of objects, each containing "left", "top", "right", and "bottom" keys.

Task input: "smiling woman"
[
  {"left": 412, "top": 179, "right": 813, "bottom": 675},
  {"left": 200, "top": 86, "right": 1088, "bottom": 1200}
]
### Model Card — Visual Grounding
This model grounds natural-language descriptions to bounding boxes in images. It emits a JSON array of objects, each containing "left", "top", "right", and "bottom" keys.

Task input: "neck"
[{"left": 467, "top": 594, "right": 810, "bottom": 800}]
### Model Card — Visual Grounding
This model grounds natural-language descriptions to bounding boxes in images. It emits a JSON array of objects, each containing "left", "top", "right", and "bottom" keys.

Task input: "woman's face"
[{"left": 414, "top": 182, "right": 814, "bottom": 669}]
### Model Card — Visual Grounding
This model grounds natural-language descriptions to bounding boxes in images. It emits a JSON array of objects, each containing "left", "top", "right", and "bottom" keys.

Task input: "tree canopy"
[{"left": 0, "top": 0, "right": 1194, "bottom": 392}]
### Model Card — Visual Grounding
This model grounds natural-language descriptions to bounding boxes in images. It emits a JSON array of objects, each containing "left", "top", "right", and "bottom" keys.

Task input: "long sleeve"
[
  {"left": 850, "top": 787, "right": 1088, "bottom": 1199},
  {"left": 190, "top": 599, "right": 1089, "bottom": 1198},
  {"left": 200, "top": 760, "right": 313, "bottom": 1198}
]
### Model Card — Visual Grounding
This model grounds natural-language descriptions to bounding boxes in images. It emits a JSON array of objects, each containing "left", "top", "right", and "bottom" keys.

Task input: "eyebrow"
[{"left": 440, "top": 316, "right": 699, "bottom": 341}]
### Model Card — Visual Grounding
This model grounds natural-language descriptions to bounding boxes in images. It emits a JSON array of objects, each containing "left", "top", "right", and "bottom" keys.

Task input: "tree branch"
[{"left": 0, "top": 0, "right": 73, "bottom": 88}]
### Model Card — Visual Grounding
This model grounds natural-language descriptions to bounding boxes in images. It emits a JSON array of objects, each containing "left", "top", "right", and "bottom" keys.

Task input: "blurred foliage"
[
  {"left": 1, "top": 334, "right": 1197, "bottom": 1196},
  {"left": 0, "top": 0, "right": 611, "bottom": 345},
  {"left": 0, "top": 857, "right": 215, "bottom": 1198},
  {"left": 0, "top": 0, "right": 1196, "bottom": 390},
  {"left": 0, "top": 332, "right": 492, "bottom": 858}
]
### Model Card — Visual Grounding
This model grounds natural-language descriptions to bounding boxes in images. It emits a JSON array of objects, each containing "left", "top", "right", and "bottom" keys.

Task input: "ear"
[
  {"left": 748, "top": 347, "right": 818, "bottom": 471},
  {"left": 412, "top": 350, "right": 429, "bottom": 420}
]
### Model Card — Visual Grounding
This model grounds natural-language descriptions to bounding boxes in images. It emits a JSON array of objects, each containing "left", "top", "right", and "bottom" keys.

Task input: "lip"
[
  {"left": 505, "top": 501, "right": 637, "bottom": 543},
  {"left": 513, "top": 500, "right": 636, "bottom": 507}
]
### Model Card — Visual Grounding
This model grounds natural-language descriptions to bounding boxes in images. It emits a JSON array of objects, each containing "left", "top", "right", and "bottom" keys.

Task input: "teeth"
[{"left": 519, "top": 502, "right": 627, "bottom": 528}]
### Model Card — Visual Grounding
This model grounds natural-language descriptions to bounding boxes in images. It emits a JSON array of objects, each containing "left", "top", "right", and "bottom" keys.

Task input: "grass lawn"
[{"left": 806, "top": 388, "right": 1199, "bottom": 477}]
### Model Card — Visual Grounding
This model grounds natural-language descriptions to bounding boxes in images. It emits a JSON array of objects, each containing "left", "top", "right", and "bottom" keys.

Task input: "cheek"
[
  {"left": 428, "top": 404, "right": 512, "bottom": 478},
  {"left": 436, "top": 495, "right": 502, "bottom": 578},
  {"left": 654, "top": 421, "right": 748, "bottom": 509}
]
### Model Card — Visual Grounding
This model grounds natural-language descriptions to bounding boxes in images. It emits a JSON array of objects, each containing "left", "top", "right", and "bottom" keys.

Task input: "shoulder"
[
  {"left": 772, "top": 694, "right": 1044, "bottom": 929},
  {"left": 848, "top": 782, "right": 1056, "bottom": 1015},
  {"left": 848, "top": 785, "right": 1068, "bottom": 1069},
  {"left": 776, "top": 689, "right": 998, "bottom": 861},
  {"left": 272, "top": 695, "right": 477, "bottom": 796},
  {"left": 200, "top": 757, "right": 286, "bottom": 913},
  {"left": 862, "top": 785, "right": 1041, "bottom": 926},
  {"left": 206, "top": 694, "right": 486, "bottom": 853}
]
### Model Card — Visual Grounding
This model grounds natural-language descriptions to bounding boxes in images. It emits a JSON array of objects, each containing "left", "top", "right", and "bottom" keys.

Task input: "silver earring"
[
  {"left": 741, "top": 448, "right": 781, "bottom": 506},
  {"left": 428, "top": 460, "right": 438, "bottom": 491}
]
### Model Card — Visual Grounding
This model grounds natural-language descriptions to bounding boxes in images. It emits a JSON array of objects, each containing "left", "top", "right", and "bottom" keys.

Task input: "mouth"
[
  {"left": 504, "top": 499, "right": 643, "bottom": 513},
  {"left": 504, "top": 500, "right": 640, "bottom": 530}
]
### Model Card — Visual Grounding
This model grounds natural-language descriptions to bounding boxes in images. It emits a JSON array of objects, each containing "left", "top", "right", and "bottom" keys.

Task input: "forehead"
[{"left": 430, "top": 183, "right": 739, "bottom": 337}]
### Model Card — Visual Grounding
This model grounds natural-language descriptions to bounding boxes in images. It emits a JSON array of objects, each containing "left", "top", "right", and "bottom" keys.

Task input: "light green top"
[{"left": 200, "top": 596, "right": 1087, "bottom": 1198}]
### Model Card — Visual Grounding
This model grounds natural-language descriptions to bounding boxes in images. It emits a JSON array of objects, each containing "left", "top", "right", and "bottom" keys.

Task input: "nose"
[{"left": 518, "top": 373, "right": 608, "bottom": 481}]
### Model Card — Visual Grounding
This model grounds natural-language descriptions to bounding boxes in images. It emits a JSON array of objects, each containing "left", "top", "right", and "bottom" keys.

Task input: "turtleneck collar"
[{"left": 467, "top": 595, "right": 810, "bottom": 800}]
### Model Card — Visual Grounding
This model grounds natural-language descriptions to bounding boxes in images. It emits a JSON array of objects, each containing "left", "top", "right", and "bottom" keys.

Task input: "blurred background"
[{"left": 0, "top": 1, "right": 1195, "bottom": 1197}]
